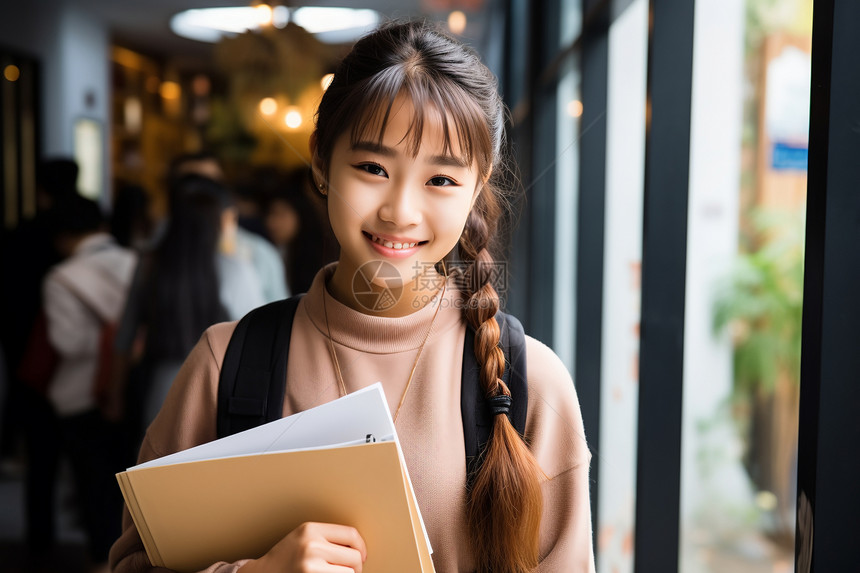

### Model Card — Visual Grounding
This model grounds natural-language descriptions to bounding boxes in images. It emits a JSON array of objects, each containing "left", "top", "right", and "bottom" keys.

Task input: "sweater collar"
[{"left": 303, "top": 263, "right": 464, "bottom": 354}]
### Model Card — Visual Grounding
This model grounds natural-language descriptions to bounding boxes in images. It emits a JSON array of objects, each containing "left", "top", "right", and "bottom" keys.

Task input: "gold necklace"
[{"left": 322, "top": 274, "right": 448, "bottom": 423}]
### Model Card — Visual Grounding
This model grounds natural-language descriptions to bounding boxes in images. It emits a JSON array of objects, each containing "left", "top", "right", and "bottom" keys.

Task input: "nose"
[{"left": 378, "top": 180, "right": 422, "bottom": 228}]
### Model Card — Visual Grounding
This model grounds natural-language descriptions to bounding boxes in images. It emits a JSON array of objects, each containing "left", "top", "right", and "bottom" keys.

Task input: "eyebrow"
[{"left": 350, "top": 140, "right": 469, "bottom": 169}]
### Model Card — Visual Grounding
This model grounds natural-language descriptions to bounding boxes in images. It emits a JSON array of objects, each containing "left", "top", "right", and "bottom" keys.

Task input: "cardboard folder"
[{"left": 116, "top": 384, "right": 435, "bottom": 573}]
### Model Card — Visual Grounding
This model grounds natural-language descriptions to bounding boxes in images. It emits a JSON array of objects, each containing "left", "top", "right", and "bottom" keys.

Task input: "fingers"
[
  {"left": 279, "top": 522, "right": 366, "bottom": 573},
  {"left": 304, "top": 523, "right": 367, "bottom": 562},
  {"left": 303, "top": 542, "right": 363, "bottom": 572}
]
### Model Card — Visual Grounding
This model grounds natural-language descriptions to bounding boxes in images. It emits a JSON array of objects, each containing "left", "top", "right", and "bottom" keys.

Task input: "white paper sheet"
[
  {"left": 134, "top": 383, "right": 397, "bottom": 468},
  {"left": 130, "top": 382, "right": 432, "bottom": 553}
]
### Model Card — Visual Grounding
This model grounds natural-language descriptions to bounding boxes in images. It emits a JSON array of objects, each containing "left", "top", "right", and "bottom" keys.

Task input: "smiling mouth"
[{"left": 362, "top": 231, "right": 428, "bottom": 251}]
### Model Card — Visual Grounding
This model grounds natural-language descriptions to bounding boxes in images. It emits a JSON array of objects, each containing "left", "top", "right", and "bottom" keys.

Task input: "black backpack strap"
[
  {"left": 461, "top": 311, "right": 528, "bottom": 486},
  {"left": 217, "top": 295, "right": 304, "bottom": 439}
]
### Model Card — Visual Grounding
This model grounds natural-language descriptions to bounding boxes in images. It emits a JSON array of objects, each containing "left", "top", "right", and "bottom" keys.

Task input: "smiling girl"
[{"left": 110, "top": 20, "right": 594, "bottom": 573}]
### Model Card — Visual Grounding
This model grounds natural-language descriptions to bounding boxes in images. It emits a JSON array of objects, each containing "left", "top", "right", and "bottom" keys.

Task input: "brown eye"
[
  {"left": 358, "top": 163, "right": 388, "bottom": 177},
  {"left": 428, "top": 175, "right": 455, "bottom": 187}
]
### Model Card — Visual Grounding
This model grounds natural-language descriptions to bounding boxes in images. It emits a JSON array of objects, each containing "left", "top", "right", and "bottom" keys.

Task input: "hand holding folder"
[{"left": 116, "top": 383, "right": 435, "bottom": 573}]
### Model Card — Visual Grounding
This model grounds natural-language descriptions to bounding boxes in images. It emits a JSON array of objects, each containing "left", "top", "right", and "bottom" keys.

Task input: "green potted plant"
[{"left": 712, "top": 208, "right": 804, "bottom": 545}]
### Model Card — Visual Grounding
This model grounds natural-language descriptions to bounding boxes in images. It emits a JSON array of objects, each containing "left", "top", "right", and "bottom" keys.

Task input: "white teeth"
[{"left": 369, "top": 233, "right": 418, "bottom": 250}]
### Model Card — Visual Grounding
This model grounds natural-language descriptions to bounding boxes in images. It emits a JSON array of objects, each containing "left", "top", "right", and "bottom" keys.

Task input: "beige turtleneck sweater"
[{"left": 109, "top": 265, "right": 595, "bottom": 573}]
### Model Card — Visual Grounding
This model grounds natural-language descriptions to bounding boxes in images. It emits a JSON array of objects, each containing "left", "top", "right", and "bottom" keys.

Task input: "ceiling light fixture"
[
  {"left": 273, "top": 5, "right": 289, "bottom": 29},
  {"left": 259, "top": 97, "right": 278, "bottom": 116},
  {"left": 4, "top": 65, "right": 21, "bottom": 82},
  {"left": 284, "top": 107, "right": 302, "bottom": 129},
  {"left": 171, "top": 6, "right": 381, "bottom": 44},
  {"left": 256, "top": 4, "right": 273, "bottom": 26},
  {"left": 447, "top": 11, "right": 467, "bottom": 35}
]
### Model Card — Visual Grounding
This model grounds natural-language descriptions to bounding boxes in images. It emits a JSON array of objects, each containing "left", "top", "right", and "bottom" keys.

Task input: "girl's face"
[
  {"left": 265, "top": 199, "right": 300, "bottom": 246},
  {"left": 323, "top": 95, "right": 482, "bottom": 298}
]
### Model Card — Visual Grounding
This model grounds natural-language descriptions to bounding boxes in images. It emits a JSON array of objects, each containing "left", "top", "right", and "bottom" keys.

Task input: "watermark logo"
[
  {"left": 352, "top": 261, "right": 403, "bottom": 312},
  {"left": 351, "top": 260, "right": 511, "bottom": 311},
  {"left": 410, "top": 261, "right": 508, "bottom": 294}
]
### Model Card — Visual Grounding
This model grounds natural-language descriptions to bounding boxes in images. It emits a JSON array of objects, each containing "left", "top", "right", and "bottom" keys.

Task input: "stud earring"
[{"left": 318, "top": 182, "right": 327, "bottom": 195}]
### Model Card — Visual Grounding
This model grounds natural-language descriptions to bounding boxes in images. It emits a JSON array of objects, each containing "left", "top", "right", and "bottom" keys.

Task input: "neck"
[{"left": 328, "top": 259, "right": 447, "bottom": 318}]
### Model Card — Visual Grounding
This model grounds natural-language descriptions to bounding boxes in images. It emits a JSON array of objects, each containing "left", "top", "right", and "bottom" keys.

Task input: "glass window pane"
[
  {"left": 561, "top": 0, "right": 583, "bottom": 47},
  {"left": 597, "top": 1, "right": 648, "bottom": 571},
  {"left": 554, "top": 0, "right": 583, "bottom": 374},
  {"left": 681, "top": 1, "right": 810, "bottom": 571},
  {"left": 553, "top": 56, "right": 580, "bottom": 370}
]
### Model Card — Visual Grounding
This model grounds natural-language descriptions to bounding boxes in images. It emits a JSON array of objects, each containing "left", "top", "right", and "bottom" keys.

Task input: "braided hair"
[{"left": 313, "top": 20, "right": 544, "bottom": 572}]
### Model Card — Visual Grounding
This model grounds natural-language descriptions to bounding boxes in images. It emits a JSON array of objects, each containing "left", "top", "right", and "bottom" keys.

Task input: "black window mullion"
[
  {"left": 633, "top": 1, "right": 695, "bottom": 572},
  {"left": 522, "top": 0, "right": 560, "bottom": 345},
  {"left": 575, "top": 11, "right": 608, "bottom": 541},
  {"left": 797, "top": 1, "right": 860, "bottom": 570}
]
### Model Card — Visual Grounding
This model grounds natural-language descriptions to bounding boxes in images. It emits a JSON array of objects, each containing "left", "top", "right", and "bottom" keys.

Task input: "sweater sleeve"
[
  {"left": 108, "top": 321, "right": 248, "bottom": 573},
  {"left": 523, "top": 336, "right": 597, "bottom": 573}
]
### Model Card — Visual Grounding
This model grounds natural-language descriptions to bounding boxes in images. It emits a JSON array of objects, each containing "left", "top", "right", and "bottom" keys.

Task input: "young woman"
[
  {"left": 111, "top": 175, "right": 263, "bottom": 436},
  {"left": 109, "top": 21, "right": 594, "bottom": 573}
]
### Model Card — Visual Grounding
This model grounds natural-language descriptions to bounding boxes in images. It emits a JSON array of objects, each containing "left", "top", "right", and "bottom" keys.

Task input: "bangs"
[{"left": 347, "top": 68, "right": 493, "bottom": 173}]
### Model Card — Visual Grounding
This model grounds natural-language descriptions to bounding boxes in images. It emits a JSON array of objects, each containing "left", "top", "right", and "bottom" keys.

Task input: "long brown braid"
[{"left": 458, "top": 191, "right": 544, "bottom": 573}]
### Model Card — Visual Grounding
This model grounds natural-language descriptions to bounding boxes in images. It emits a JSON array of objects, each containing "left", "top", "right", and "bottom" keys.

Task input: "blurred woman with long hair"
[{"left": 112, "top": 175, "right": 264, "bottom": 437}]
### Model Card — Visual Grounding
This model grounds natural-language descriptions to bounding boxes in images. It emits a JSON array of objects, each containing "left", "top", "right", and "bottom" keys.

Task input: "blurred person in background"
[
  {"left": 0, "top": 158, "right": 80, "bottom": 556},
  {"left": 110, "top": 182, "right": 154, "bottom": 252},
  {"left": 232, "top": 175, "right": 271, "bottom": 241},
  {"left": 166, "top": 152, "right": 287, "bottom": 304},
  {"left": 264, "top": 167, "right": 339, "bottom": 294},
  {"left": 110, "top": 175, "right": 267, "bottom": 445},
  {"left": 41, "top": 194, "right": 137, "bottom": 573}
]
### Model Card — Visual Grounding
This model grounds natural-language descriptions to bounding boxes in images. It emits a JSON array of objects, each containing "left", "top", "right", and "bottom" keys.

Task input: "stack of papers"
[{"left": 116, "top": 383, "right": 435, "bottom": 572}]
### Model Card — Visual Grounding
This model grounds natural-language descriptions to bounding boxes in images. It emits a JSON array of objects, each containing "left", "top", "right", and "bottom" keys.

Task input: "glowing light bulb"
[
  {"left": 567, "top": 100, "right": 583, "bottom": 118},
  {"left": 321, "top": 73, "right": 334, "bottom": 90},
  {"left": 284, "top": 107, "right": 302, "bottom": 128},
  {"left": 448, "top": 11, "right": 467, "bottom": 35},
  {"left": 273, "top": 5, "right": 288, "bottom": 28},
  {"left": 259, "top": 97, "right": 277, "bottom": 116},
  {"left": 4, "top": 65, "right": 20, "bottom": 82},
  {"left": 159, "top": 81, "right": 181, "bottom": 100},
  {"left": 256, "top": 4, "right": 273, "bottom": 26}
]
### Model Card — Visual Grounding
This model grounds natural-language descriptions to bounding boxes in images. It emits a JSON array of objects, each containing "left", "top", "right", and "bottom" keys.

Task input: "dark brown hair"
[{"left": 312, "top": 20, "right": 544, "bottom": 572}]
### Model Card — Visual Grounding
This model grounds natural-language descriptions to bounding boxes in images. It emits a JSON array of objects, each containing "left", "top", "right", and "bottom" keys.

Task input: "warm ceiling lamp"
[
  {"left": 255, "top": 4, "right": 273, "bottom": 26},
  {"left": 321, "top": 74, "right": 335, "bottom": 90},
  {"left": 4, "top": 65, "right": 20, "bottom": 82},
  {"left": 171, "top": 6, "right": 381, "bottom": 44},
  {"left": 447, "top": 11, "right": 467, "bottom": 35},
  {"left": 259, "top": 97, "right": 278, "bottom": 116},
  {"left": 160, "top": 81, "right": 181, "bottom": 100},
  {"left": 284, "top": 107, "right": 302, "bottom": 129}
]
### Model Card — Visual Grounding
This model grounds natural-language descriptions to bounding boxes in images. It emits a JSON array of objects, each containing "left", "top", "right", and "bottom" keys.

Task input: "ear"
[
  {"left": 469, "top": 166, "right": 492, "bottom": 210},
  {"left": 309, "top": 131, "right": 326, "bottom": 189},
  {"left": 469, "top": 185, "right": 482, "bottom": 211}
]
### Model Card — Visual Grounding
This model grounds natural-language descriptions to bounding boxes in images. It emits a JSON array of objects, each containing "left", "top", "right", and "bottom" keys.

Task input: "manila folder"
[{"left": 116, "top": 440, "right": 433, "bottom": 572}]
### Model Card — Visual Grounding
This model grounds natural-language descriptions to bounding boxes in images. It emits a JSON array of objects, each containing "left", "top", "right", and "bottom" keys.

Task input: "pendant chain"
[{"left": 322, "top": 275, "right": 448, "bottom": 423}]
